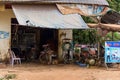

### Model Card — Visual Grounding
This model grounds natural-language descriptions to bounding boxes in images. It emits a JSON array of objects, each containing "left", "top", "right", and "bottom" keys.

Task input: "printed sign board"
[
  {"left": 0, "top": 31, "right": 9, "bottom": 39},
  {"left": 105, "top": 41, "right": 120, "bottom": 63}
]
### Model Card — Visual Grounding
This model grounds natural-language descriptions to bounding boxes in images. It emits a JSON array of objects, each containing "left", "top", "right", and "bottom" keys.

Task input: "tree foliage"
[
  {"left": 81, "top": 16, "right": 95, "bottom": 23},
  {"left": 107, "top": 0, "right": 120, "bottom": 12},
  {"left": 105, "top": 32, "right": 120, "bottom": 41},
  {"left": 73, "top": 29, "right": 100, "bottom": 45},
  {"left": 73, "top": 0, "right": 120, "bottom": 45}
]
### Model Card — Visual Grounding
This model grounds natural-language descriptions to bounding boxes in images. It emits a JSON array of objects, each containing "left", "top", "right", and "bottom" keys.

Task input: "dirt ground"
[{"left": 0, "top": 63, "right": 120, "bottom": 80}]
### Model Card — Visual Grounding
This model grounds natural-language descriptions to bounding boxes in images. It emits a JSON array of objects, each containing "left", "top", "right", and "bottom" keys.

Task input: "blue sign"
[
  {"left": 0, "top": 31, "right": 9, "bottom": 39},
  {"left": 105, "top": 41, "right": 120, "bottom": 63}
]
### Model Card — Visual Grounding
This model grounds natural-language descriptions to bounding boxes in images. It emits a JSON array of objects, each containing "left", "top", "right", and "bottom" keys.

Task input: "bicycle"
[
  {"left": 39, "top": 44, "right": 55, "bottom": 64},
  {"left": 62, "top": 50, "right": 73, "bottom": 64}
]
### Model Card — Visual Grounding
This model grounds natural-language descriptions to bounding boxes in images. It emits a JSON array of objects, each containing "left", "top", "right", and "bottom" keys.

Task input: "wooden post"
[
  {"left": 112, "top": 31, "right": 114, "bottom": 40},
  {"left": 97, "top": 15, "right": 102, "bottom": 59},
  {"left": 97, "top": 28, "right": 100, "bottom": 59}
]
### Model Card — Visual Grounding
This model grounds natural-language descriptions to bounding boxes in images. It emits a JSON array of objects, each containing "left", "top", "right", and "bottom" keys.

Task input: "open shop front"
[
  {"left": 11, "top": 22, "right": 58, "bottom": 62},
  {"left": 11, "top": 4, "right": 88, "bottom": 64}
]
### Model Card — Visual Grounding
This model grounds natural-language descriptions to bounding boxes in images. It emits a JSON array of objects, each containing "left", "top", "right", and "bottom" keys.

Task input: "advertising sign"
[
  {"left": 105, "top": 41, "right": 120, "bottom": 63},
  {"left": 0, "top": 31, "right": 9, "bottom": 39}
]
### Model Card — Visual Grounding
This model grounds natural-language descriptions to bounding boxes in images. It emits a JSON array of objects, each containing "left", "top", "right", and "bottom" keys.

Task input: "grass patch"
[{"left": 0, "top": 74, "right": 16, "bottom": 80}]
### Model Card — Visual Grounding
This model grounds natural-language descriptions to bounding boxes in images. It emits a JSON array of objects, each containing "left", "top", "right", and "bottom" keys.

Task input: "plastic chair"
[{"left": 8, "top": 49, "right": 21, "bottom": 67}]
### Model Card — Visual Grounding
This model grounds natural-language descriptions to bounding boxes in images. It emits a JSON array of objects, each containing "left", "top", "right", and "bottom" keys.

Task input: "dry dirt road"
[{"left": 0, "top": 63, "right": 120, "bottom": 80}]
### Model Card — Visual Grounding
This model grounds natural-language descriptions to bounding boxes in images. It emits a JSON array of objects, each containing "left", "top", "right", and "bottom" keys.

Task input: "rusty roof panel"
[
  {"left": 2, "top": 0, "right": 109, "bottom": 5},
  {"left": 101, "top": 11, "right": 120, "bottom": 24}
]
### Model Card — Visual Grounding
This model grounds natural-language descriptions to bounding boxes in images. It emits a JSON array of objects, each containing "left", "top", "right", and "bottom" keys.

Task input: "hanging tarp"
[
  {"left": 12, "top": 4, "right": 88, "bottom": 29},
  {"left": 56, "top": 4, "right": 109, "bottom": 16}
]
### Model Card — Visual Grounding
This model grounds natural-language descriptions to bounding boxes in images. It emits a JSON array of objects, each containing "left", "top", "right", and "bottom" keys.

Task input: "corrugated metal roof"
[
  {"left": 12, "top": 4, "right": 88, "bottom": 29},
  {"left": 2, "top": 0, "right": 109, "bottom": 6},
  {"left": 101, "top": 10, "right": 120, "bottom": 24}
]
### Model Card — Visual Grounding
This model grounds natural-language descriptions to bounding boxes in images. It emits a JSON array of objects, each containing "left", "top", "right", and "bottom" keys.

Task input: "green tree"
[
  {"left": 81, "top": 16, "right": 95, "bottom": 23},
  {"left": 73, "top": 0, "right": 120, "bottom": 45},
  {"left": 73, "top": 29, "right": 100, "bottom": 45},
  {"left": 107, "top": 0, "right": 120, "bottom": 12},
  {"left": 105, "top": 32, "right": 120, "bottom": 41}
]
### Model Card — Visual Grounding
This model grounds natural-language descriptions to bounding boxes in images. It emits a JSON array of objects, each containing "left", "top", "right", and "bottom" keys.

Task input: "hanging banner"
[
  {"left": 56, "top": 4, "right": 109, "bottom": 16},
  {"left": 105, "top": 41, "right": 120, "bottom": 63}
]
